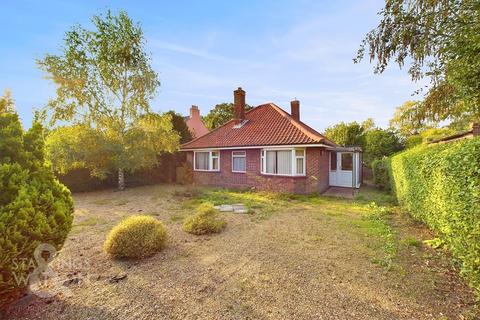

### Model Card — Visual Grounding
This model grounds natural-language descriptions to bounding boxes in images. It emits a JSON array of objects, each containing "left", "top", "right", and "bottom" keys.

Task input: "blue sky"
[{"left": 1, "top": 0, "right": 420, "bottom": 131}]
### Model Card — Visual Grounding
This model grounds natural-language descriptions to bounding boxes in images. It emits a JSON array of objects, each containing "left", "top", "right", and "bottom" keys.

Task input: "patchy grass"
[
  {"left": 92, "top": 198, "right": 112, "bottom": 205},
  {"left": 402, "top": 236, "right": 422, "bottom": 248},
  {"left": 354, "top": 185, "right": 397, "bottom": 206},
  {"left": 8, "top": 184, "right": 477, "bottom": 320},
  {"left": 182, "top": 188, "right": 296, "bottom": 220}
]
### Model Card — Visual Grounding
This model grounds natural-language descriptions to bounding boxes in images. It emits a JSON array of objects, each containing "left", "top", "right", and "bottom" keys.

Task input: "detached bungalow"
[{"left": 180, "top": 88, "right": 362, "bottom": 194}]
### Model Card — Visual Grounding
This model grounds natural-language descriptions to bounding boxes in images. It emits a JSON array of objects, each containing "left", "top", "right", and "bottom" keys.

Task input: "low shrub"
[
  {"left": 390, "top": 137, "right": 480, "bottom": 295},
  {"left": 371, "top": 158, "right": 391, "bottom": 190},
  {"left": 183, "top": 203, "right": 226, "bottom": 235},
  {"left": 104, "top": 215, "right": 167, "bottom": 259}
]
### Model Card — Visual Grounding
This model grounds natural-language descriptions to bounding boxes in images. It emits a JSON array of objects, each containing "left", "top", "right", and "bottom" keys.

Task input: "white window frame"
[
  {"left": 231, "top": 151, "right": 246, "bottom": 173},
  {"left": 260, "top": 148, "right": 306, "bottom": 177},
  {"left": 193, "top": 150, "right": 220, "bottom": 172},
  {"left": 294, "top": 149, "right": 306, "bottom": 175}
]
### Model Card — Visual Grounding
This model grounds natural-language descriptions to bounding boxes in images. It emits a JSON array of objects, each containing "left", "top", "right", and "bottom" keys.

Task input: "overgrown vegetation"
[
  {"left": 104, "top": 215, "right": 167, "bottom": 259},
  {"left": 389, "top": 137, "right": 480, "bottom": 295},
  {"left": 0, "top": 91, "right": 74, "bottom": 308},
  {"left": 371, "top": 158, "right": 391, "bottom": 190},
  {"left": 183, "top": 203, "right": 226, "bottom": 235}
]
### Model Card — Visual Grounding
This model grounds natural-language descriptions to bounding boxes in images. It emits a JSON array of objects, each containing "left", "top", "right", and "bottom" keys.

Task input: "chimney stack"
[
  {"left": 234, "top": 87, "right": 246, "bottom": 123},
  {"left": 472, "top": 122, "right": 479, "bottom": 136},
  {"left": 190, "top": 105, "right": 200, "bottom": 119},
  {"left": 291, "top": 99, "right": 300, "bottom": 121}
]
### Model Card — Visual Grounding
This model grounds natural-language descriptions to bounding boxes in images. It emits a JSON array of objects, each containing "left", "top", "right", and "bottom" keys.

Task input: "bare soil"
[{"left": 5, "top": 184, "right": 478, "bottom": 320}]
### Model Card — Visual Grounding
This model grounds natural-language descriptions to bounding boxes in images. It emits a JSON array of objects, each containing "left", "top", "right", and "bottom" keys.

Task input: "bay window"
[
  {"left": 232, "top": 151, "right": 246, "bottom": 173},
  {"left": 194, "top": 151, "right": 220, "bottom": 171},
  {"left": 261, "top": 148, "right": 305, "bottom": 176}
]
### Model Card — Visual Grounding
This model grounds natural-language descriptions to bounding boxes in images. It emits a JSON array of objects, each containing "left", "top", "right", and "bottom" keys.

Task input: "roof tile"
[{"left": 181, "top": 103, "right": 337, "bottom": 149}]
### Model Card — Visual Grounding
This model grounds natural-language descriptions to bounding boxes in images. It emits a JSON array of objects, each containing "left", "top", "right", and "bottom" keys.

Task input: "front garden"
[{"left": 5, "top": 184, "right": 478, "bottom": 319}]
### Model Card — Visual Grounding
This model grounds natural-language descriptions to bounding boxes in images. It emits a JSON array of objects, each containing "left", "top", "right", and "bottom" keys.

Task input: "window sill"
[
  {"left": 194, "top": 170, "right": 220, "bottom": 173},
  {"left": 260, "top": 173, "right": 307, "bottom": 178},
  {"left": 232, "top": 171, "right": 246, "bottom": 174}
]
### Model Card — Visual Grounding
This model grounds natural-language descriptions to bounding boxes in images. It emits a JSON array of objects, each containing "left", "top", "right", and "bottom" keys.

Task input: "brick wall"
[{"left": 187, "top": 147, "right": 330, "bottom": 194}]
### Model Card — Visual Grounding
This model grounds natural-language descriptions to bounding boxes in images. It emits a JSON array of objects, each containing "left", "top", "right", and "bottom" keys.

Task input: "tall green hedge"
[{"left": 389, "top": 137, "right": 480, "bottom": 294}]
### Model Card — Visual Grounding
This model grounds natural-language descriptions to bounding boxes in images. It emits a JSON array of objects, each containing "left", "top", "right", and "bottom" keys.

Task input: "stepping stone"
[
  {"left": 232, "top": 204, "right": 248, "bottom": 213},
  {"left": 214, "top": 203, "right": 247, "bottom": 213},
  {"left": 218, "top": 205, "right": 234, "bottom": 212}
]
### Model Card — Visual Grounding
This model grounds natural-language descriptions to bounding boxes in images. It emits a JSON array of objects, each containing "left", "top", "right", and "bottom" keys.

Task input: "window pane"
[
  {"left": 211, "top": 151, "right": 219, "bottom": 157},
  {"left": 330, "top": 152, "right": 337, "bottom": 170},
  {"left": 233, "top": 157, "right": 246, "bottom": 172},
  {"left": 341, "top": 153, "right": 353, "bottom": 171},
  {"left": 295, "top": 149, "right": 304, "bottom": 157},
  {"left": 277, "top": 150, "right": 292, "bottom": 175},
  {"left": 266, "top": 151, "right": 276, "bottom": 174},
  {"left": 195, "top": 152, "right": 209, "bottom": 170},
  {"left": 296, "top": 158, "right": 304, "bottom": 175},
  {"left": 212, "top": 157, "right": 219, "bottom": 170}
]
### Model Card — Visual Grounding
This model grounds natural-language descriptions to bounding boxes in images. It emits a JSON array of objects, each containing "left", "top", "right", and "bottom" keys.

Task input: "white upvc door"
[{"left": 329, "top": 152, "right": 356, "bottom": 188}]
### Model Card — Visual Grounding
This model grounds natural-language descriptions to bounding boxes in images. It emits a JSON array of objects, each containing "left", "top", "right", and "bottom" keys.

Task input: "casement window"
[
  {"left": 194, "top": 151, "right": 220, "bottom": 171},
  {"left": 232, "top": 151, "right": 246, "bottom": 173},
  {"left": 260, "top": 148, "right": 305, "bottom": 176}
]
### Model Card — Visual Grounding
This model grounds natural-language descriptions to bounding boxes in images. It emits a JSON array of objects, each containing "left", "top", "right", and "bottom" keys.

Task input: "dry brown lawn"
[{"left": 5, "top": 184, "right": 478, "bottom": 320}]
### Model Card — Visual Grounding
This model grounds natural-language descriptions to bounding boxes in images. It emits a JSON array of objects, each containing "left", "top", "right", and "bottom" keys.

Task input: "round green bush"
[
  {"left": 0, "top": 95, "right": 74, "bottom": 308},
  {"left": 183, "top": 203, "right": 226, "bottom": 235},
  {"left": 104, "top": 215, "right": 167, "bottom": 259}
]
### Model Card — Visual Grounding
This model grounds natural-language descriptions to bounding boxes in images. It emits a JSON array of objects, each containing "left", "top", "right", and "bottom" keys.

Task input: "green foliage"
[
  {"left": 0, "top": 92, "right": 74, "bottom": 307},
  {"left": 45, "top": 113, "right": 179, "bottom": 185},
  {"left": 405, "top": 135, "right": 423, "bottom": 149},
  {"left": 371, "top": 158, "right": 391, "bottom": 190},
  {"left": 165, "top": 110, "right": 192, "bottom": 144},
  {"left": 363, "top": 129, "right": 402, "bottom": 165},
  {"left": 325, "top": 119, "right": 402, "bottom": 165},
  {"left": 104, "top": 215, "right": 167, "bottom": 259},
  {"left": 183, "top": 203, "right": 226, "bottom": 235},
  {"left": 389, "top": 137, "right": 480, "bottom": 295},
  {"left": 419, "top": 127, "right": 457, "bottom": 143},
  {"left": 362, "top": 203, "right": 397, "bottom": 270},
  {"left": 203, "top": 103, "right": 253, "bottom": 130},
  {"left": 324, "top": 121, "right": 365, "bottom": 147},
  {"left": 357, "top": 0, "right": 480, "bottom": 123},
  {"left": 389, "top": 101, "right": 435, "bottom": 138},
  {"left": 37, "top": 10, "right": 179, "bottom": 189}
]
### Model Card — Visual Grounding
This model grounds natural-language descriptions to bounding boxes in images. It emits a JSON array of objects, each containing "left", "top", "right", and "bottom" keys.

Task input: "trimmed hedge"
[
  {"left": 389, "top": 137, "right": 480, "bottom": 294},
  {"left": 371, "top": 158, "right": 391, "bottom": 190}
]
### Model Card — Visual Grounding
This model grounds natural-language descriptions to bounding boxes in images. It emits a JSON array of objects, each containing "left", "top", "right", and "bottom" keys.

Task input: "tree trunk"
[{"left": 118, "top": 168, "right": 125, "bottom": 191}]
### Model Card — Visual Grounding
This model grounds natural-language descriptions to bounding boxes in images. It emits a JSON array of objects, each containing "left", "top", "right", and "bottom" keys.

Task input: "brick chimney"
[
  {"left": 234, "top": 87, "right": 246, "bottom": 123},
  {"left": 291, "top": 99, "right": 300, "bottom": 121},
  {"left": 472, "top": 122, "right": 480, "bottom": 136},
  {"left": 190, "top": 105, "right": 200, "bottom": 119}
]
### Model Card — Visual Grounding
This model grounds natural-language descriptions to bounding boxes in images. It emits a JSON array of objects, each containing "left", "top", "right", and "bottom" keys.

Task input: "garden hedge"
[{"left": 389, "top": 137, "right": 480, "bottom": 294}]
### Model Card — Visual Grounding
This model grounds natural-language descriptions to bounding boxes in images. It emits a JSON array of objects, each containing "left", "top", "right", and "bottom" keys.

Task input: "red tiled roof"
[{"left": 181, "top": 103, "right": 337, "bottom": 149}]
